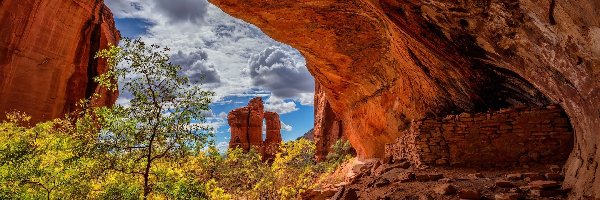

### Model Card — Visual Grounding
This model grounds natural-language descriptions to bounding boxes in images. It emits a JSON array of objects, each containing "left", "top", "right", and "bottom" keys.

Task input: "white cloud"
[
  {"left": 106, "top": 0, "right": 315, "bottom": 106},
  {"left": 218, "top": 112, "right": 228, "bottom": 119},
  {"left": 200, "top": 110, "right": 214, "bottom": 118},
  {"left": 203, "top": 119, "right": 225, "bottom": 132},
  {"left": 106, "top": 0, "right": 208, "bottom": 25},
  {"left": 216, "top": 141, "right": 229, "bottom": 152},
  {"left": 153, "top": 0, "right": 209, "bottom": 24},
  {"left": 249, "top": 46, "right": 314, "bottom": 102},
  {"left": 171, "top": 50, "right": 221, "bottom": 85},
  {"left": 281, "top": 121, "right": 292, "bottom": 132},
  {"left": 264, "top": 97, "right": 299, "bottom": 114}
]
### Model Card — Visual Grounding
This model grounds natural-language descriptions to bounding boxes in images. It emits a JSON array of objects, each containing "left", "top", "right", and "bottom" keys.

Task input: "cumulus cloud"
[
  {"left": 264, "top": 97, "right": 299, "bottom": 114},
  {"left": 249, "top": 47, "right": 315, "bottom": 103},
  {"left": 171, "top": 50, "right": 221, "bottom": 85},
  {"left": 154, "top": 0, "right": 209, "bottom": 24},
  {"left": 218, "top": 112, "right": 228, "bottom": 119},
  {"left": 203, "top": 117, "right": 226, "bottom": 132},
  {"left": 105, "top": 0, "right": 140, "bottom": 17},
  {"left": 216, "top": 141, "right": 229, "bottom": 152},
  {"left": 281, "top": 121, "right": 293, "bottom": 132},
  {"left": 200, "top": 110, "right": 214, "bottom": 118},
  {"left": 107, "top": 0, "right": 209, "bottom": 24},
  {"left": 107, "top": 1, "right": 317, "bottom": 103}
]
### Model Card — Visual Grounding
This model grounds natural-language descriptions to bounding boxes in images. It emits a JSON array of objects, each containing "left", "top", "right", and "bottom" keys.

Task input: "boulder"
[
  {"left": 458, "top": 189, "right": 481, "bottom": 200},
  {"left": 506, "top": 174, "right": 523, "bottom": 181},
  {"left": 495, "top": 180, "right": 514, "bottom": 188},
  {"left": 529, "top": 180, "right": 561, "bottom": 190},
  {"left": 494, "top": 193, "right": 521, "bottom": 200},
  {"left": 434, "top": 184, "right": 457, "bottom": 195}
]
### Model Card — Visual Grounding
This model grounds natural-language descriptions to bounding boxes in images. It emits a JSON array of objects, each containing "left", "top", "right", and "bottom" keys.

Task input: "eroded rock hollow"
[
  {"left": 0, "top": 0, "right": 120, "bottom": 123},
  {"left": 210, "top": 0, "right": 600, "bottom": 198}
]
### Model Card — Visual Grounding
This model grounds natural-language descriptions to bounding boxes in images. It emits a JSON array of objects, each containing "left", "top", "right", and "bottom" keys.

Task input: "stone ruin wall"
[{"left": 385, "top": 105, "right": 573, "bottom": 167}]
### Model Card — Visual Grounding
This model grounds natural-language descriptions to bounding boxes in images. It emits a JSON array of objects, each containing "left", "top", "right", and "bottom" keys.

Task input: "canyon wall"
[
  {"left": 210, "top": 0, "right": 600, "bottom": 198},
  {"left": 0, "top": 0, "right": 120, "bottom": 123},
  {"left": 314, "top": 82, "right": 345, "bottom": 160}
]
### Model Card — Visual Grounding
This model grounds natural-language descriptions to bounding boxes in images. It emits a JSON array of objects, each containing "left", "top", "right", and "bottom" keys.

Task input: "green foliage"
[
  {"left": 0, "top": 112, "right": 100, "bottom": 200},
  {"left": 0, "top": 40, "right": 354, "bottom": 200},
  {"left": 0, "top": 112, "right": 352, "bottom": 200},
  {"left": 320, "top": 139, "right": 353, "bottom": 173},
  {"left": 95, "top": 39, "right": 214, "bottom": 199},
  {"left": 203, "top": 139, "right": 351, "bottom": 200}
]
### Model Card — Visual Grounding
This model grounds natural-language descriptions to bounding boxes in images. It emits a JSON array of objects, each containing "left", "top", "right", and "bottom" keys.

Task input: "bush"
[
  {"left": 0, "top": 40, "right": 354, "bottom": 199},
  {"left": 0, "top": 112, "right": 99, "bottom": 199}
]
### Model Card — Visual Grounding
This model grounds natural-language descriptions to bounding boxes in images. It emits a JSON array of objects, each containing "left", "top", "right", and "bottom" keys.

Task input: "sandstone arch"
[{"left": 210, "top": 0, "right": 600, "bottom": 198}]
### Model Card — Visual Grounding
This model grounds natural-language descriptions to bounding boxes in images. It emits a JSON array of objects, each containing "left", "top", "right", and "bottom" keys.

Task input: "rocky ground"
[{"left": 304, "top": 159, "right": 568, "bottom": 200}]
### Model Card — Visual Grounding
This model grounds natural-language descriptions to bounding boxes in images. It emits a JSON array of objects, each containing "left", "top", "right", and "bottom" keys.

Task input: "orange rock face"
[
  {"left": 228, "top": 97, "right": 282, "bottom": 160},
  {"left": 314, "top": 82, "right": 345, "bottom": 161},
  {"left": 264, "top": 111, "right": 282, "bottom": 161},
  {"left": 0, "top": 0, "right": 120, "bottom": 123},
  {"left": 228, "top": 97, "right": 264, "bottom": 150},
  {"left": 211, "top": 0, "right": 600, "bottom": 198},
  {"left": 264, "top": 111, "right": 282, "bottom": 144}
]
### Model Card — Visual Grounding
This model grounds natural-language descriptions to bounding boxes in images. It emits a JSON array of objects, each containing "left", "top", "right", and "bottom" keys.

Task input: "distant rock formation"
[
  {"left": 228, "top": 97, "right": 282, "bottom": 160},
  {"left": 297, "top": 128, "right": 314, "bottom": 141},
  {"left": 264, "top": 111, "right": 282, "bottom": 160},
  {"left": 0, "top": 0, "right": 120, "bottom": 123}
]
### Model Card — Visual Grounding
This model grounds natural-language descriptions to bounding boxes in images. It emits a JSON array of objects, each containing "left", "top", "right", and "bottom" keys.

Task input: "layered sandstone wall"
[
  {"left": 386, "top": 105, "right": 573, "bottom": 167},
  {"left": 314, "top": 82, "right": 345, "bottom": 160},
  {"left": 0, "top": 0, "right": 120, "bottom": 123},
  {"left": 210, "top": 0, "right": 600, "bottom": 197}
]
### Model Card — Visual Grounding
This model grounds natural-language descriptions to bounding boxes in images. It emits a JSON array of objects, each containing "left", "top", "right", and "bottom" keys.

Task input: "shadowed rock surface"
[
  {"left": 314, "top": 82, "right": 346, "bottom": 160},
  {"left": 0, "top": 0, "right": 120, "bottom": 123},
  {"left": 210, "top": 0, "right": 600, "bottom": 198}
]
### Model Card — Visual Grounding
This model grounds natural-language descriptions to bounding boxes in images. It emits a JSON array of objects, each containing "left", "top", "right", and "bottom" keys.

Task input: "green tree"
[{"left": 95, "top": 39, "right": 214, "bottom": 199}]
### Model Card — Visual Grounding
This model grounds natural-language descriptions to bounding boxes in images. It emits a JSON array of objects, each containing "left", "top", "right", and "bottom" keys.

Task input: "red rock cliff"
[
  {"left": 0, "top": 0, "right": 120, "bottom": 123},
  {"left": 210, "top": 0, "right": 600, "bottom": 198},
  {"left": 314, "top": 82, "right": 345, "bottom": 160}
]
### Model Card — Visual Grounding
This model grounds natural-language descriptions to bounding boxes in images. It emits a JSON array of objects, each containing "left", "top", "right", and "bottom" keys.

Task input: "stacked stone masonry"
[
  {"left": 228, "top": 97, "right": 282, "bottom": 161},
  {"left": 385, "top": 105, "right": 573, "bottom": 167}
]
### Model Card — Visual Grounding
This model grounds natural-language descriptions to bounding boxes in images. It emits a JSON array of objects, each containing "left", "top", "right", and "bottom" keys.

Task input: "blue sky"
[{"left": 107, "top": 0, "right": 314, "bottom": 150}]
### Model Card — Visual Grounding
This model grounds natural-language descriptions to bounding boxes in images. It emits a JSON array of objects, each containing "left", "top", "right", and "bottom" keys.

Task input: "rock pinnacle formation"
[
  {"left": 0, "top": 0, "right": 120, "bottom": 123},
  {"left": 228, "top": 97, "right": 282, "bottom": 160},
  {"left": 211, "top": 0, "right": 600, "bottom": 198}
]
